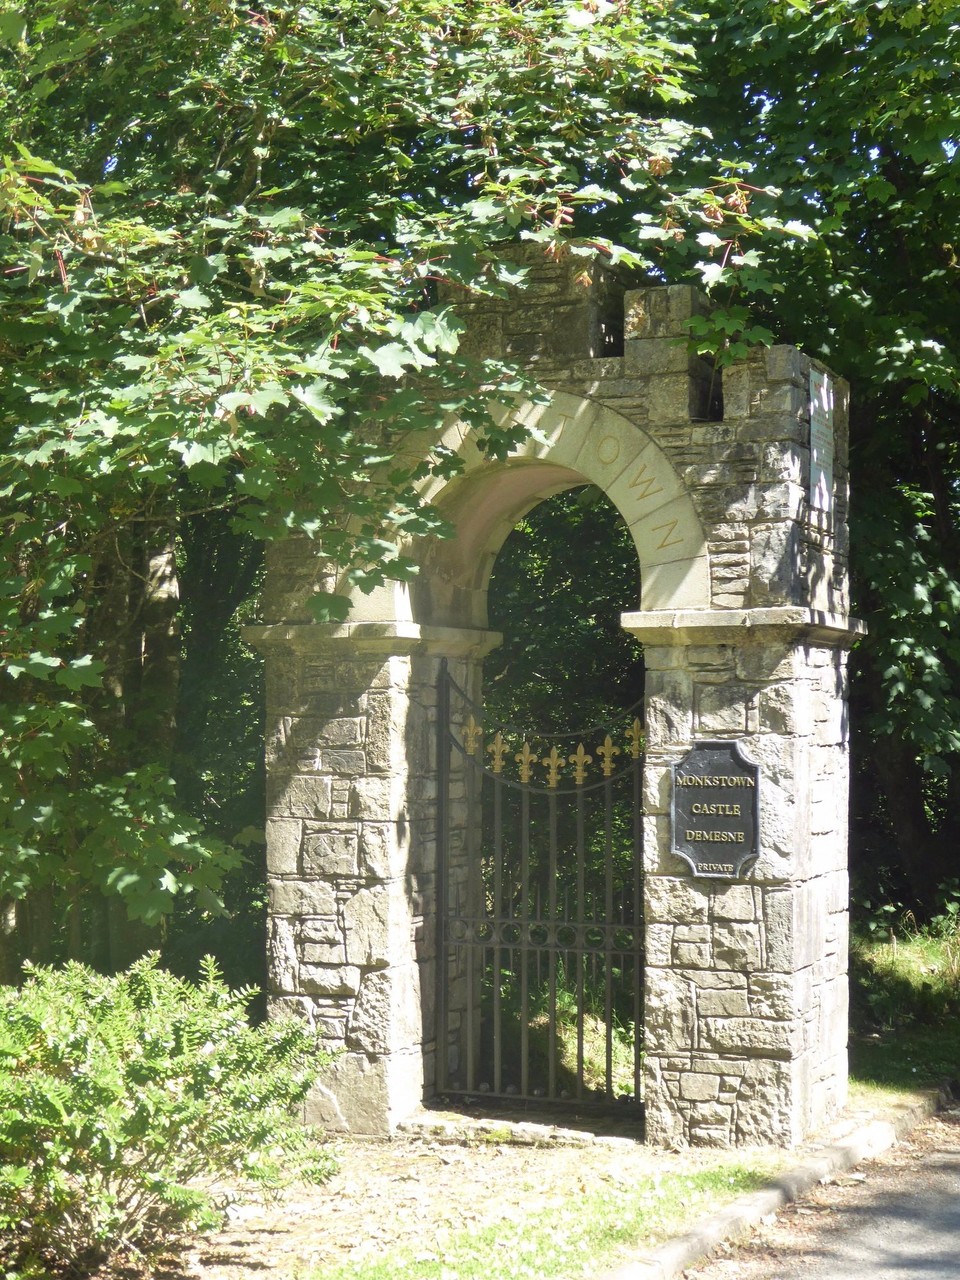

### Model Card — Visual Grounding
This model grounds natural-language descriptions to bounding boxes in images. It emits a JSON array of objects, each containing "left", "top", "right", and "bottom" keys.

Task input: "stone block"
[
  {"left": 322, "top": 749, "right": 367, "bottom": 776},
  {"left": 674, "top": 940, "right": 712, "bottom": 968},
  {"left": 686, "top": 645, "right": 735, "bottom": 672},
  {"left": 712, "top": 884, "right": 758, "bottom": 923},
  {"left": 268, "top": 877, "right": 337, "bottom": 917},
  {"left": 734, "top": 643, "right": 796, "bottom": 685},
  {"left": 747, "top": 973, "right": 797, "bottom": 1021},
  {"left": 342, "top": 885, "right": 402, "bottom": 968},
  {"left": 697, "top": 987, "right": 750, "bottom": 1018},
  {"left": 266, "top": 818, "right": 302, "bottom": 876},
  {"left": 694, "top": 682, "right": 757, "bottom": 735},
  {"left": 645, "top": 923, "right": 674, "bottom": 966},
  {"left": 268, "top": 918, "right": 299, "bottom": 993},
  {"left": 645, "top": 967, "right": 697, "bottom": 1054},
  {"left": 304, "top": 1052, "right": 385, "bottom": 1134},
  {"left": 624, "top": 337, "right": 708, "bottom": 378},
  {"left": 646, "top": 876, "right": 710, "bottom": 925},
  {"left": 349, "top": 775, "right": 401, "bottom": 820},
  {"left": 765, "top": 345, "right": 810, "bottom": 384},
  {"left": 750, "top": 524, "right": 803, "bottom": 607},
  {"left": 347, "top": 965, "right": 423, "bottom": 1055},
  {"left": 712, "top": 922, "right": 763, "bottom": 971},
  {"left": 301, "top": 826, "right": 359, "bottom": 877},
  {"left": 300, "top": 964, "right": 362, "bottom": 997},
  {"left": 624, "top": 285, "right": 709, "bottom": 339},
  {"left": 721, "top": 357, "right": 769, "bottom": 420},
  {"left": 734, "top": 1059, "right": 799, "bottom": 1146},
  {"left": 266, "top": 994, "right": 319, "bottom": 1025},
  {"left": 687, "top": 1100, "right": 732, "bottom": 1126},
  {"left": 364, "top": 691, "right": 410, "bottom": 773},
  {"left": 760, "top": 683, "right": 797, "bottom": 735},
  {"left": 687, "top": 969, "right": 749, "bottom": 991},
  {"left": 301, "top": 929, "right": 345, "bottom": 965},
  {"left": 313, "top": 716, "right": 364, "bottom": 747},
  {"left": 689, "top": 1124, "right": 733, "bottom": 1148},
  {"left": 702, "top": 1015, "right": 798, "bottom": 1057},
  {"left": 271, "top": 774, "right": 333, "bottom": 821}
]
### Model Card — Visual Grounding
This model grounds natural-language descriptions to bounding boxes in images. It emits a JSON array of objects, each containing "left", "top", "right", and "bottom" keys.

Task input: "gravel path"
[{"left": 682, "top": 1108, "right": 960, "bottom": 1280}]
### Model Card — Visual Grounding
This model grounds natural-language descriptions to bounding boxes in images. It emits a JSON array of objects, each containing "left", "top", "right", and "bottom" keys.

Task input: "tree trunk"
[{"left": 873, "top": 739, "right": 952, "bottom": 916}]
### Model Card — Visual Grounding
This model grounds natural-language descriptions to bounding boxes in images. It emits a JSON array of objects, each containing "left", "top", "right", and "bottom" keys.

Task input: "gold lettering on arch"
[
  {"left": 627, "top": 461, "right": 664, "bottom": 502},
  {"left": 596, "top": 435, "right": 620, "bottom": 465},
  {"left": 652, "top": 518, "right": 684, "bottom": 551}
]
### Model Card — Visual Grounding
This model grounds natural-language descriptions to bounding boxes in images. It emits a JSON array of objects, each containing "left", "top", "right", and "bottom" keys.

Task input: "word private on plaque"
[{"left": 671, "top": 741, "right": 760, "bottom": 880}]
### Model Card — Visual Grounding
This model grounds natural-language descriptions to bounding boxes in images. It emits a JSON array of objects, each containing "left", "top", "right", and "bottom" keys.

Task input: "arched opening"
[
  {"left": 484, "top": 485, "right": 644, "bottom": 730},
  {"left": 435, "top": 488, "right": 647, "bottom": 1114}
]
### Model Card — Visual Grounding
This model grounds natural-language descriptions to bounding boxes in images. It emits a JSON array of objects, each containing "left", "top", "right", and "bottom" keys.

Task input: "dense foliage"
[
  {"left": 3, "top": 0, "right": 959, "bottom": 954},
  {"left": 651, "top": 0, "right": 960, "bottom": 906},
  {"left": 0, "top": 954, "right": 333, "bottom": 1276},
  {"left": 0, "top": 0, "right": 799, "bottom": 972},
  {"left": 485, "top": 487, "right": 644, "bottom": 733}
]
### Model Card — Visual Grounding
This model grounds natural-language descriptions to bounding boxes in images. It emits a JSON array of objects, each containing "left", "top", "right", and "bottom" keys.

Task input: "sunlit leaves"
[{"left": 2, "top": 0, "right": 769, "bottom": 914}]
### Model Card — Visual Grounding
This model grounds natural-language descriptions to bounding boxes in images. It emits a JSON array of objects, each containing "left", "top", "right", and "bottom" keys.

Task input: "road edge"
[{"left": 599, "top": 1085, "right": 951, "bottom": 1280}]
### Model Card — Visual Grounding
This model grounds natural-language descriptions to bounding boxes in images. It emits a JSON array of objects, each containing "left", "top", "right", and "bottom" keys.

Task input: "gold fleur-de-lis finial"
[
  {"left": 596, "top": 734, "right": 621, "bottom": 778},
  {"left": 487, "top": 731, "right": 507, "bottom": 774},
  {"left": 463, "top": 714, "right": 482, "bottom": 756},
  {"left": 568, "top": 743, "right": 592, "bottom": 785},
  {"left": 541, "top": 745, "right": 563, "bottom": 789},
  {"left": 627, "top": 718, "right": 645, "bottom": 759},
  {"left": 515, "top": 741, "right": 537, "bottom": 784}
]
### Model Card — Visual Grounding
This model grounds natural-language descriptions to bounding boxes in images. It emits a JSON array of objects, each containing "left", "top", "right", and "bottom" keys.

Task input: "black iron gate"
[{"left": 436, "top": 661, "right": 644, "bottom": 1113}]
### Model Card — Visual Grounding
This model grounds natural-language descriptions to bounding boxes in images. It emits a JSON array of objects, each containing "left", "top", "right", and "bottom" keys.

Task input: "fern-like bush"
[{"left": 0, "top": 955, "right": 335, "bottom": 1276}]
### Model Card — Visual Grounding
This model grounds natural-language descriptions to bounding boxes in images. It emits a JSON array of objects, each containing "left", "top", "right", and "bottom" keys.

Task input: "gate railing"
[{"left": 436, "top": 661, "right": 644, "bottom": 1112}]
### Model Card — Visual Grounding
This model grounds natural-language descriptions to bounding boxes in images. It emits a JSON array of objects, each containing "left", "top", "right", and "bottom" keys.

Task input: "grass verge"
[
  {"left": 297, "top": 1162, "right": 773, "bottom": 1280},
  {"left": 299, "top": 919, "right": 960, "bottom": 1280},
  {"left": 849, "top": 926, "right": 960, "bottom": 1090}
]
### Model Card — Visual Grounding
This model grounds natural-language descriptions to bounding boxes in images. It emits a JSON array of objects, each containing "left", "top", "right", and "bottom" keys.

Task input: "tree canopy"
[
  {"left": 0, "top": 0, "right": 793, "bottom": 967},
  {"left": 662, "top": 0, "right": 960, "bottom": 905},
  {"left": 3, "top": 0, "right": 959, "bottom": 969}
]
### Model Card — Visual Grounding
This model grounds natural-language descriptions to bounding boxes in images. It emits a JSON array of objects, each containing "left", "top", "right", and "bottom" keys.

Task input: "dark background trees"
[{"left": 664, "top": 0, "right": 960, "bottom": 913}]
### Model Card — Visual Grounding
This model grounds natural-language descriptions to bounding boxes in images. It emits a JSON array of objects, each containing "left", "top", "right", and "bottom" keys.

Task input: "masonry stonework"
[{"left": 249, "top": 248, "right": 860, "bottom": 1145}]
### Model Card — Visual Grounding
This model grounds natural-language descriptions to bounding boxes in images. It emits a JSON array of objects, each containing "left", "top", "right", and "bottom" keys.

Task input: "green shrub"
[{"left": 0, "top": 955, "right": 335, "bottom": 1277}]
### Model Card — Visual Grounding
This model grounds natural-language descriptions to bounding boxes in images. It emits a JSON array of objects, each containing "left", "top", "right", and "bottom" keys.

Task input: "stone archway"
[
  {"left": 247, "top": 268, "right": 862, "bottom": 1147},
  {"left": 334, "top": 388, "right": 709, "bottom": 634}
]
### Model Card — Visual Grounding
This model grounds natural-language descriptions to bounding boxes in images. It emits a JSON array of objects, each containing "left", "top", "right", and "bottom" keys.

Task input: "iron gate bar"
[
  {"left": 492, "top": 771, "right": 502, "bottom": 1096},
  {"left": 435, "top": 660, "right": 450, "bottom": 1095},
  {"left": 604, "top": 775, "right": 614, "bottom": 1096},
  {"left": 520, "top": 784, "right": 530, "bottom": 1099},
  {"left": 576, "top": 786, "right": 585, "bottom": 1100},
  {"left": 548, "top": 787, "right": 558, "bottom": 1099},
  {"left": 633, "top": 756, "right": 643, "bottom": 1102}
]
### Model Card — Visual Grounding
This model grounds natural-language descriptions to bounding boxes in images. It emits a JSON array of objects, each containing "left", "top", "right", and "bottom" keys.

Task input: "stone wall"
[{"left": 250, "top": 249, "right": 859, "bottom": 1145}]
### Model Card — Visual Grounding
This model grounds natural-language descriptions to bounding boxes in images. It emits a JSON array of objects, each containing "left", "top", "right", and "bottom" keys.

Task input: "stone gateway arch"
[{"left": 247, "top": 256, "right": 862, "bottom": 1147}]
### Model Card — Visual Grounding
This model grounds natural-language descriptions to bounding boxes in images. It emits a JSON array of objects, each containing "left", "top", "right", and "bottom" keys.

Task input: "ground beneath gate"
[
  {"left": 180, "top": 1127, "right": 655, "bottom": 1279},
  {"left": 129, "top": 1109, "right": 777, "bottom": 1280}
]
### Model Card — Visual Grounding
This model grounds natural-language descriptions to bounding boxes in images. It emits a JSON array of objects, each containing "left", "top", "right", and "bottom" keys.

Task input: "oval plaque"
[{"left": 671, "top": 741, "right": 760, "bottom": 879}]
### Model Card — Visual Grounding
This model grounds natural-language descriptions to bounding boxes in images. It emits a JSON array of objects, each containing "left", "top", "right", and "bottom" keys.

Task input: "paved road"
[{"left": 684, "top": 1110, "right": 960, "bottom": 1280}]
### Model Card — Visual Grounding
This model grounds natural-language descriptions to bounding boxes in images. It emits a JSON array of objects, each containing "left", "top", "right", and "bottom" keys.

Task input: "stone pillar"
[
  {"left": 624, "top": 609, "right": 863, "bottom": 1147},
  {"left": 245, "top": 620, "right": 497, "bottom": 1135}
]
